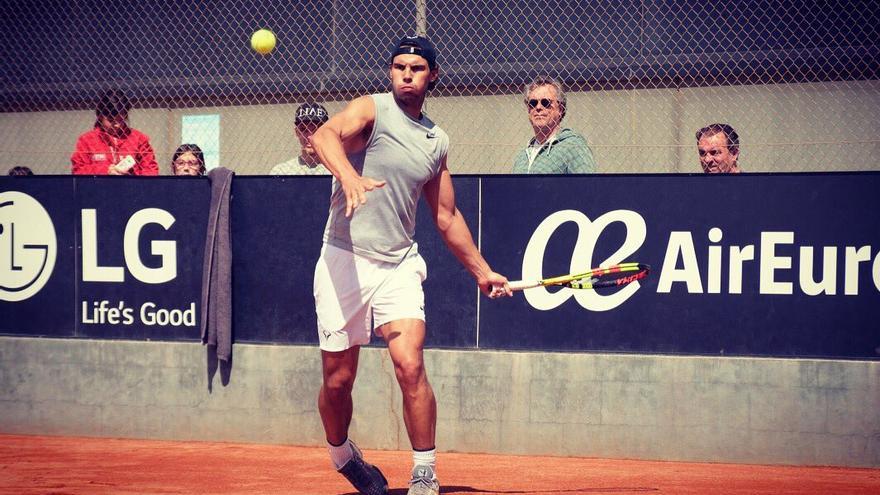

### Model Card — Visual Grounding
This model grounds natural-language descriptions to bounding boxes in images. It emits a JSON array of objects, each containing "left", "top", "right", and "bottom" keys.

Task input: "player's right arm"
[{"left": 311, "top": 95, "right": 386, "bottom": 217}]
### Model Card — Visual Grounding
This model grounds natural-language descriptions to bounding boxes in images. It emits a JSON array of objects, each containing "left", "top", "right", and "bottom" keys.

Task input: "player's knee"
[
  {"left": 323, "top": 371, "right": 356, "bottom": 395},
  {"left": 393, "top": 357, "right": 426, "bottom": 388}
]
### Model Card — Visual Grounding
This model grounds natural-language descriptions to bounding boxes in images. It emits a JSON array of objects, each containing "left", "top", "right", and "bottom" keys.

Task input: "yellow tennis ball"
[{"left": 250, "top": 29, "right": 276, "bottom": 55}]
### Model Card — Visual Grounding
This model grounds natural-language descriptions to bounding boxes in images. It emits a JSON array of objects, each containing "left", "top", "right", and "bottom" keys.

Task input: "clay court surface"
[{"left": 1, "top": 434, "right": 878, "bottom": 495}]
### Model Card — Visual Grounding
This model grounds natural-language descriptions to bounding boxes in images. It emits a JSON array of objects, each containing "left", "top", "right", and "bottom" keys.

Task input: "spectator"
[
  {"left": 696, "top": 123, "right": 741, "bottom": 173},
  {"left": 7, "top": 166, "right": 34, "bottom": 176},
  {"left": 270, "top": 102, "right": 331, "bottom": 175},
  {"left": 512, "top": 76, "right": 597, "bottom": 174},
  {"left": 71, "top": 89, "right": 159, "bottom": 175},
  {"left": 171, "top": 144, "right": 206, "bottom": 176}
]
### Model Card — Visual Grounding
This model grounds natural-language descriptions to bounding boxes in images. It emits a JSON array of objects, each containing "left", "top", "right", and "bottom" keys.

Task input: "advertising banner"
[
  {"left": 1, "top": 177, "right": 208, "bottom": 340},
  {"left": 0, "top": 178, "right": 75, "bottom": 337},
  {"left": 480, "top": 174, "right": 880, "bottom": 358},
  {"left": 2, "top": 174, "right": 878, "bottom": 359}
]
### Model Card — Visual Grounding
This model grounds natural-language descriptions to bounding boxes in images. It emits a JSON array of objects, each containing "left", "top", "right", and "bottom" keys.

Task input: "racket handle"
[{"left": 507, "top": 280, "right": 538, "bottom": 291}]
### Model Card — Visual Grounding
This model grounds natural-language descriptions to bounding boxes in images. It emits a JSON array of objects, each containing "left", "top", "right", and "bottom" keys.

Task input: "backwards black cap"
[{"left": 390, "top": 35, "right": 437, "bottom": 69}]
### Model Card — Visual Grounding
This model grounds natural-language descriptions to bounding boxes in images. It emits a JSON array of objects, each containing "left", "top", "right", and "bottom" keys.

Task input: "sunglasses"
[{"left": 526, "top": 98, "right": 555, "bottom": 109}]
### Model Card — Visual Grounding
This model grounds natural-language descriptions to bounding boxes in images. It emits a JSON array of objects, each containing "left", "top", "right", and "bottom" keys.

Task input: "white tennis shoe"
[{"left": 407, "top": 465, "right": 440, "bottom": 495}]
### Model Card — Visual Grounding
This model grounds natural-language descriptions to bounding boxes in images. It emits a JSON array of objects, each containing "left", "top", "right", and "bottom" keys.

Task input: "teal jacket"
[{"left": 511, "top": 128, "right": 597, "bottom": 174}]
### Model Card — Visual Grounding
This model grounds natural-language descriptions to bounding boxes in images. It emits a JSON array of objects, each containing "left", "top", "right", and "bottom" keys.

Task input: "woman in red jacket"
[{"left": 71, "top": 90, "right": 159, "bottom": 175}]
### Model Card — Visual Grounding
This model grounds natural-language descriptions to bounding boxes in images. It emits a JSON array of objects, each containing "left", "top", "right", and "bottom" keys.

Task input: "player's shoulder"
[
  {"left": 340, "top": 94, "right": 378, "bottom": 121},
  {"left": 369, "top": 92, "right": 392, "bottom": 102},
  {"left": 350, "top": 93, "right": 381, "bottom": 108},
  {"left": 419, "top": 109, "right": 447, "bottom": 135},
  {"left": 362, "top": 92, "right": 393, "bottom": 112},
  {"left": 428, "top": 123, "right": 449, "bottom": 143}
]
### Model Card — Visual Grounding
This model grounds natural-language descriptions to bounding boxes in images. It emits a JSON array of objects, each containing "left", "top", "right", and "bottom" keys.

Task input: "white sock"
[
  {"left": 328, "top": 439, "right": 353, "bottom": 470},
  {"left": 412, "top": 448, "right": 436, "bottom": 479}
]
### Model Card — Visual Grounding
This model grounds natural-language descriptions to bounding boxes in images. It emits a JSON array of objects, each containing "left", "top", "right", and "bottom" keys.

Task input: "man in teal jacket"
[{"left": 512, "top": 76, "right": 597, "bottom": 174}]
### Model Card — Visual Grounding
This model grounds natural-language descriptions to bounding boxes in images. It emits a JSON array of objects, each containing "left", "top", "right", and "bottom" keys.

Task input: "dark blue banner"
[
  {"left": 479, "top": 174, "right": 880, "bottom": 358},
  {"left": 231, "top": 177, "right": 479, "bottom": 348},
  {"left": 0, "top": 178, "right": 76, "bottom": 337},
  {"left": 2, "top": 174, "right": 878, "bottom": 359},
  {"left": 73, "top": 178, "right": 209, "bottom": 340},
  {"left": 1, "top": 177, "right": 208, "bottom": 340}
]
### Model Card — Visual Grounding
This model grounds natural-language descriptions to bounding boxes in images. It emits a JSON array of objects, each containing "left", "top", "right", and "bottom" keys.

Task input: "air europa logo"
[
  {"left": 523, "top": 209, "right": 880, "bottom": 312},
  {"left": 0, "top": 191, "right": 57, "bottom": 302},
  {"left": 522, "top": 209, "right": 646, "bottom": 311}
]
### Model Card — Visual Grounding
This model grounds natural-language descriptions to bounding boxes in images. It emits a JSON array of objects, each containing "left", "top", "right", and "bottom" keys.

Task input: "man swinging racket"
[{"left": 310, "top": 35, "right": 512, "bottom": 495}]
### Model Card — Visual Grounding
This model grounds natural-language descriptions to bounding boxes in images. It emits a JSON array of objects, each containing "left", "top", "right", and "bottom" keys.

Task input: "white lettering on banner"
[
  {"left": 845, "top": 246, "right": 871, "bottom": 296},
  {"left": 81, "top": 209, "right": 124, "bottom": 282},
  {"left": 81, "top": 300, "right": 196, "bottom": 326},
  {"left": 81, "top": 208, "right": 177, "bottom": 284},
  {"left": 760, "top": 232, "right": 794, "bottom": 295},
  {"left": 658, "top": 228, "right": 762, "bottom": 295},
  {"left": 707, "top": 227, "right": 723, "bottom": 294},
  {"left": 658, "top": 227, "right": 880, "bottom": 296},
  {"left": 123, "top": 209, "right": 177, "bottom": 284},
  {"left": 658, "top": 232, "right": 703, "bottom": 293},
  {"left": 874, "top": 253, "right": 880, "bottom": 292},
  {"left": 799, "top": 246, "right": 837, "bottom": 296},
  {"left": 729, "top": 244, "right": 755, "bottom": 294},
  {"left": 140, "top": 302, "right": 196, "bottom": 326},
  {"left": 81, "top": 300, "right": 134, "bottom": 325},
  {"left": 521, "top": 209, "right": 646, "bottom": 311}
]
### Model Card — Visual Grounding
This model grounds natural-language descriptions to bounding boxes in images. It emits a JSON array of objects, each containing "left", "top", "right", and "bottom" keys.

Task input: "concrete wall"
[
  {"left": 2, "top": 80, "right": 878, "bottom": 175},
  {"left": 1, "top": 336, "right": 877, "bottom": 467}
]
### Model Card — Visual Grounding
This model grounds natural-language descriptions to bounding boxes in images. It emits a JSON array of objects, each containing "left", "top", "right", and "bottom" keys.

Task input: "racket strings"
[{"left": 567, "top": 265, "right": 650, "bottom": 289}]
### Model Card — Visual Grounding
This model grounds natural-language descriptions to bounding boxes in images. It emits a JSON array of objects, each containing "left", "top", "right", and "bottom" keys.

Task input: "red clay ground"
[{"left": 0, "top": 434, "right": 877, "bottom": 494}]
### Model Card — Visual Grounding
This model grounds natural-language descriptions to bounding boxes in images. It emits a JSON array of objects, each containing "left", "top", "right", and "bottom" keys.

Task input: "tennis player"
[{"left": 310, "top": 35, "right": 512, "bottom": 495}]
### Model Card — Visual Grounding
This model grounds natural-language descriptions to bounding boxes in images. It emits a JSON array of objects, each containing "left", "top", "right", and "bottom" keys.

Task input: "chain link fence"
[{"left": 1, "top": 0, "right": 878, "bottom": 175}]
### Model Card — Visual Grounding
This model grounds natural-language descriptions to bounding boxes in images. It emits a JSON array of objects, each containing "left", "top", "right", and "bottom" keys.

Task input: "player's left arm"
[{"left": 423, "top": 156, "right": 511, "bottom": 298}]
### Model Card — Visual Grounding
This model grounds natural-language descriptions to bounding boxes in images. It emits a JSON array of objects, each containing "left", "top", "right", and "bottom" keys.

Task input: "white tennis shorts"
[{"left": 314, "top": 243, "right": 427, "bottom": 351}]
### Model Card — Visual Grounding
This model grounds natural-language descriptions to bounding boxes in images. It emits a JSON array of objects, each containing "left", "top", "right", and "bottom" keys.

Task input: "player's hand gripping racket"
[{"left": 505, "top": 262, "right": 651, "bottom": 292}]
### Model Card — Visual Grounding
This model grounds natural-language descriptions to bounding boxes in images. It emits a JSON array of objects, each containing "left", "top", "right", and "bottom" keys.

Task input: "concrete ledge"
[{"left": 1, "top": 336, "right": 877, "bottom": 467}]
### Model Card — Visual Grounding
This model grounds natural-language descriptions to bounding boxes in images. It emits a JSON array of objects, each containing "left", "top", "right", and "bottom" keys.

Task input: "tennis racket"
[{"left": 507, "top": 262, "right": 650, "bottom": 291}]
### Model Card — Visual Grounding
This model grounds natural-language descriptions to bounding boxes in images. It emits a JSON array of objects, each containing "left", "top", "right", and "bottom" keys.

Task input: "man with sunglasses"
[
  {"left": 512, "top": 76, "right": 597, "bottom": 174},
  {"left": 71, "top": 89, "right": 158, "bottom": 175}
]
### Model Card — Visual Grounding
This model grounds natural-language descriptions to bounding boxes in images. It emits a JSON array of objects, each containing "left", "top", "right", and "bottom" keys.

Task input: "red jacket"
[{"left": 71, "top": 124, "right": 159, "bottom": 175}]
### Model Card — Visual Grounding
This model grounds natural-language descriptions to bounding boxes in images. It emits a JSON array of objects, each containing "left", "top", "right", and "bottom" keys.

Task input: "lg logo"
[
  {"left": 1, "top": 191, "right": 180, "bottom": 303},
  {"left": 81, "top": 208, "right": 177, "bottom": 284},
  {"left": 521, "top": 209, "right": 646, "bottom": 311},
  {"left": 0, "top": 191, "right": 57, "bottom": 302}
]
